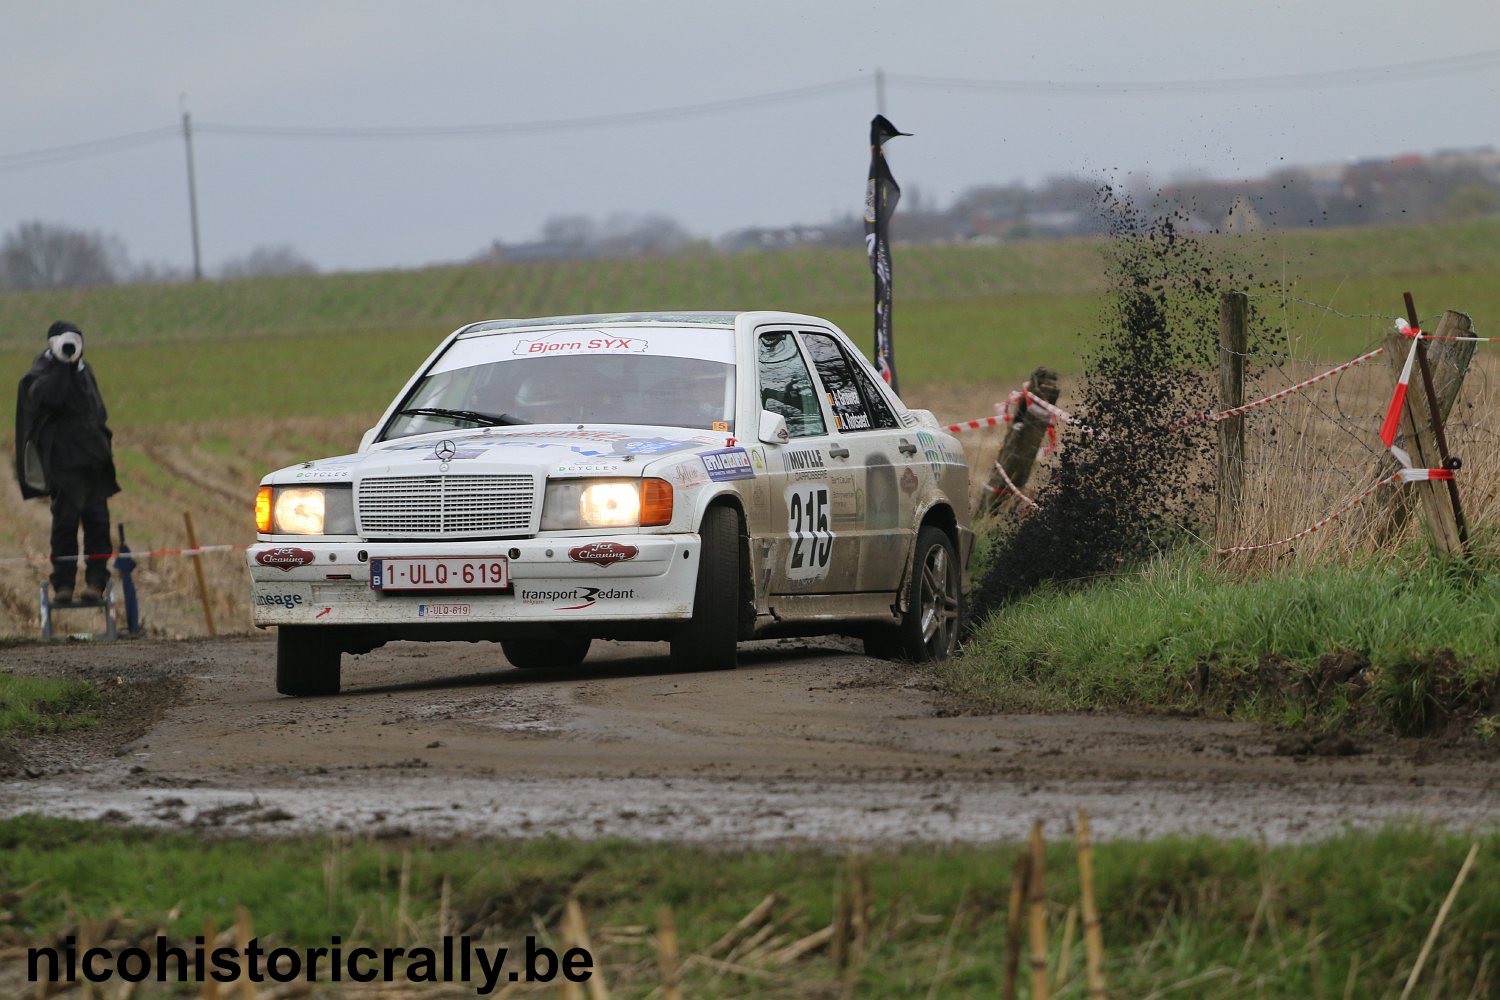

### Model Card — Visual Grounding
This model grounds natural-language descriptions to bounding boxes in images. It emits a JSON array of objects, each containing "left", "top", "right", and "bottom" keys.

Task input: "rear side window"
[
  {"left": 757, "top": 332, "right": 826, "bottom": 438},
  {"left": 801, "top": 332, "right": 899, "bottom": 430}
]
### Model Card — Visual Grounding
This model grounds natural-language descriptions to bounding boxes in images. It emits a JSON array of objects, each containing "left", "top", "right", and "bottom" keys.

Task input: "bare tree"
[
  {"left": 0, "top": 220, "right": 124, "bottom": 290},
  {"left": 219, "top": 244, "right": 319, "bottom": 280}
]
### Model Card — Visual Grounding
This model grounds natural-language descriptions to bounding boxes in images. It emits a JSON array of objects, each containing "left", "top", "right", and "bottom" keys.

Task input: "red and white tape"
[
  {"left": 0, "top": 543, "right": 250, "bottom": 567},
  {"left": 1212, "top": 474, "right": 1405, "bottom": 554},
  {"left": 984, "top": 462, "right": 1039, "bottom": 508}
]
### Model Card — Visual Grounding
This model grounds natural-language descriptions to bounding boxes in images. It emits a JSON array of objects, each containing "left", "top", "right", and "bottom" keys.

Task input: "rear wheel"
[
  {"left": 864, "top": 525, "right": 960, "bottom": 662},
  {"left": 276, "top": 626, "right": 342, "bottom": 696},
  {"left": 670, "top": 505, "right": 740, "bottom": 671},
  {"left": 502, "top": 636, "right": 592, "bottom": 670}
]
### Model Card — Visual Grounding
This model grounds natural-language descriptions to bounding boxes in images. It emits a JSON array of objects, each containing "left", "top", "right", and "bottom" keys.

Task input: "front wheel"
[
  {"left": 502, "top": 636, "right": 591, "bottom": 670},
  {"left": 865, "top": 525, "right": 960, "bottom": 662},
  {"left": 276, "top": 626, "right": 342, "bottom": 696},
  {"left": 669, "top": 506, "right": 740, "bottom": 671}
]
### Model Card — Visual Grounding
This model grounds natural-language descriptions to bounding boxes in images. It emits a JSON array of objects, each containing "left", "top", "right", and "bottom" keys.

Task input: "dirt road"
[{"left": 3, "top": 635, "right": 1496, "bottom": 843}]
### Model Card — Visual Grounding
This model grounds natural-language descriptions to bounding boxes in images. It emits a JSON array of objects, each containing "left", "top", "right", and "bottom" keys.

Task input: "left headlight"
[
  {"left": 255, "top": 485, "right": 356, "bottom": 535},
  {"left": 541, "top": 478, "right": 673, "bottom": 530}
]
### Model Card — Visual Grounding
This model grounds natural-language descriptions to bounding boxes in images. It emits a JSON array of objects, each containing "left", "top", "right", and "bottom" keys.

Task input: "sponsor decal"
[
  {"left": 423, "top": 443, "right": 484, "bottom": 462},
  {"left": 512, "top": 331, "right": 649, "bottom": 356},
  {"left": 829, "top": 472, "right": 864, "bottom": 523},
  {"left": 670, "top": 461, "right": 709, "bottom": 489},
  {"left": 292, "top": 469, "right": 351, "bottom": 480},
  {"left": 518, "top": 586, "right": 635, "bottom": 610},
  {"left": 783, "top": 448, "right": 828, "bottom": 482},
  {"left": 750, "top": 448, "right": 767, "bottom": 473},
  {"left": 256, "top": 546, "right": 315, "bottom": 571},
  {"left": 917, "top": 431, "right": 944, "bottom": 476},
  {"left": 712, "top": 421, "right": 729, "bottom": 432},
  {"left": 900, "top": 467, "right": 919, "bottom": 494},
  {"left": 314, "top": 607, "right": 332, "bottom": 619},
  {"left": 700, "top": 447, "right": 755, "bottom": 482},
  {"left": 254, "top": 593, "right": 304, "bottom": 608},
  {"left": 569, "top": 541, "right": 639, "bottom": 567},
  {"left": 418, "top": 603, "right": 471, "bottom": 618}
]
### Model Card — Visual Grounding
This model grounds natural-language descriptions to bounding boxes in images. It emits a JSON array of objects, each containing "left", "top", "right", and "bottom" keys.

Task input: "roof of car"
[{"left": 461, "top": 312, "right": 741, "bottom": 335}]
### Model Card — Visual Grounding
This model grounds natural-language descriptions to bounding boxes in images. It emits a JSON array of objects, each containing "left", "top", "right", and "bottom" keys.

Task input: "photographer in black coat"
[{"left": 14, "top": 321, "right": 120, "bottom": 603}]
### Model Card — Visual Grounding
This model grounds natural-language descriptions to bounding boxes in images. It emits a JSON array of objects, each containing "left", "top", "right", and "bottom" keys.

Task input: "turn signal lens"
[
  {"left": 254, "top": 486, "right": 273, "bottom": 533},
  {"left": 641, "top": 478, "right": 674, "bottom": 526}
]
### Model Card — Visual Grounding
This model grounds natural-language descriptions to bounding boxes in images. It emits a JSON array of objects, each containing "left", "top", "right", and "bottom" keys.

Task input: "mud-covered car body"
[{"left": 249, "top": 312, "right": 972, "bottom": 689}]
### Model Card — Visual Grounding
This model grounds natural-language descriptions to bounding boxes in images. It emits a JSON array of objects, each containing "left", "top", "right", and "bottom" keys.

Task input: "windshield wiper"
[{"left": 397, "top": 407, "right": 529, "bottom": 427}]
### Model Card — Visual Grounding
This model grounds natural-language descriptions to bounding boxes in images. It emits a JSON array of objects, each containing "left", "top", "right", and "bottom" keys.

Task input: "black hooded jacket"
[{"left": 14, "top": 350, "right": 120, "bottom": 502}]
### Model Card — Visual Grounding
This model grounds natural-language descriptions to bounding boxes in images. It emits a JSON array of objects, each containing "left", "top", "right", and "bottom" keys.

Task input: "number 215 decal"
[{"left": 786, "top": 486, "right": 834, "bottom": 580}]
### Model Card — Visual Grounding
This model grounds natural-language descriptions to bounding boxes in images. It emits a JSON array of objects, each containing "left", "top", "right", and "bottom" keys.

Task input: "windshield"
[{"left": 382, "top": 327, "right": 736, "bottom": 440}]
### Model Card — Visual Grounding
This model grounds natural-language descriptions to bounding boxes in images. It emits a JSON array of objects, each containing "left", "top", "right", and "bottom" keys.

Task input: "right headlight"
[
  {"left": 255, "top": 485, "right": 356, "bottom": 535},
  {"left": 541, "top": 478, "right": 673, "bottom": 530}
]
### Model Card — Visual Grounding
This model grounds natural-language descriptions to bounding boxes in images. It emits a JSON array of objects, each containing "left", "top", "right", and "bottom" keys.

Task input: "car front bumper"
[{"left": 246, "top": 534, "right": 700, "bottom": 627}]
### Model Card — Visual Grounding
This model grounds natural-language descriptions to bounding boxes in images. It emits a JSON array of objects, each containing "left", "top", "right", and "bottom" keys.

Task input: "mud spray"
[{"left": 973, "top": 189, "right": 1272, "bottom": 616}]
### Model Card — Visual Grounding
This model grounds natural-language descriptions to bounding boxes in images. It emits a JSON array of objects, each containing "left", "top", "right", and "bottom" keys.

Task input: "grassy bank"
[
  {"left": 950, "top": 550, "right": 1500, "bottom": 737},
  {"left": 0, "top": 673, "right": 95, "bottom": 735},
  {"left": 0, "top": 817, "right": 1494, "bottom": 997}
]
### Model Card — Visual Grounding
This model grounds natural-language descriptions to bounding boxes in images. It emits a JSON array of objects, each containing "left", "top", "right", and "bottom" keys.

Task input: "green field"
[
  {"left": 2, "top": 817, "right": 1494, "bottom": 997},
  {"left": 2, "top": 218, "right": 1498, "bottom": 428}
]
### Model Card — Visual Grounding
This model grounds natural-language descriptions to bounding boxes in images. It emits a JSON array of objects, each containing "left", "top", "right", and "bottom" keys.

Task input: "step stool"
[{"left": 39, "top": 583, "right": 119, "bottom": 641}]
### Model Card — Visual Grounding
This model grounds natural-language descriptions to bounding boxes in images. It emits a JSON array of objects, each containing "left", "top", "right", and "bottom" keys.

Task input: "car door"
[
  {"left": 797, "top": 328, "right": 917, "bottom": 593},
  {"left": 754, "top": 329, "right": 848, "bottom": 595}
]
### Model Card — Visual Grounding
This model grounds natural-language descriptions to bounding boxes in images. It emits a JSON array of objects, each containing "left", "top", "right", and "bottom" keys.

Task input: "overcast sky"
[{"left": 3, "top": 1, "right": 1497, "bottom": 273}]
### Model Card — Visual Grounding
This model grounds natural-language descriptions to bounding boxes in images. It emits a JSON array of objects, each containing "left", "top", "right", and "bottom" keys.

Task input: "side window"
[
  {"left": 847, "top": 354, "right": 901, "bottom": 429},
  {"left": 757, "top": 332, "right": 826, "bottom": 438},
  {"left": 800, "top": 332, "right": 898, "bottom": 431}
]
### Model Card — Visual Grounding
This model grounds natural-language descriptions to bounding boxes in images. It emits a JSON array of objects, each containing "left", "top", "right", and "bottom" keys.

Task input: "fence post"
[
  {"left": 1216, "top": 291, "right": 1248, "bottom": 549},
  {"left": 1373, "top": 309, "right": 1475, "bottom": 548},
  {"left": 982, "top": 366, "right": 1060, "bottom": 515},
  {"left": 183, "top": 511, "right": 216, "bottom": 636}
]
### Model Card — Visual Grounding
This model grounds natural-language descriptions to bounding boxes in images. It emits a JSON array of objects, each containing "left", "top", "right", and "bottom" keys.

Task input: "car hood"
[{"left": 261, "top": 425, "right": 738, "bottom": 485}]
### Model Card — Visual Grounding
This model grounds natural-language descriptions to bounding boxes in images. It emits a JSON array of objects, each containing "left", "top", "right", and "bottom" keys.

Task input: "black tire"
[
  {"left": 670, "top": 505, "right": 740, "bottom": 671},
  {"left": 866, "top": 525, "right": 960, "bottom": 662},
  {"left": 502, "top": 636, "right": 591, "bottom": 670},
  {"left": 276, "top": 626, "right": 342, "bottom": 696}
]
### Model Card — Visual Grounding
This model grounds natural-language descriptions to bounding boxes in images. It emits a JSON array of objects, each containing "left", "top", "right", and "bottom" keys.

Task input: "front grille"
[{"left": 357, "top": 475, "right": 536, "bottom": 538}]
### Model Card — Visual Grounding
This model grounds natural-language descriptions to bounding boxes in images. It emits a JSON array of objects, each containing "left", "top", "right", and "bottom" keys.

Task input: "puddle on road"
[{"left": 3, "top": 771, "right": 1494, "bottom": 845}]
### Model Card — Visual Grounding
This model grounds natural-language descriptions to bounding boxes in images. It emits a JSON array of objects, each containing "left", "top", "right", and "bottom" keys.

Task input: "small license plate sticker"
[{"left": 370, "top": 557, "right": 509, "bottom": 591}]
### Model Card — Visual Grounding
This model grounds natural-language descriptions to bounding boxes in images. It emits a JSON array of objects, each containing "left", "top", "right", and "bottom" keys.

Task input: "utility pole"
[
  {"left": 181, "top": 99, "right": 203, "bottom": 281},
  {"left": 875, "top": 67, "right": 887, "bottom": 116}
]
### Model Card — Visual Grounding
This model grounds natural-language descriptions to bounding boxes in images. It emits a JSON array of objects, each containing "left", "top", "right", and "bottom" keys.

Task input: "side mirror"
[
  {"left": 358, "top": 428, "right": 378, "bottom": 453},
  {"left": 757, "top": 409, "right": 790, "bottom": 445}
]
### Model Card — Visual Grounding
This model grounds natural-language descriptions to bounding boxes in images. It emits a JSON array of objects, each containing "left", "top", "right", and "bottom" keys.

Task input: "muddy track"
[{"left": 2, "top": 635, "right": 1496, "bottom": 843}]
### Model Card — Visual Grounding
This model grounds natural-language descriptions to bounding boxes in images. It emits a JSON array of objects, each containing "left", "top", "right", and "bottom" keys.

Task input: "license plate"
[{"left": 370, "top": 557, "right": 509, "bottom": 591}]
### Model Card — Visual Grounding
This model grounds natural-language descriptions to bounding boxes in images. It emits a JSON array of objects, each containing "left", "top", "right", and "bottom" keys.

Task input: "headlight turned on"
[
  {"left": 259, "top": 485, "right": 355, "bottom": 535},
  {"left": 541, "top": 478, "right": 673, "bottom": 530}
]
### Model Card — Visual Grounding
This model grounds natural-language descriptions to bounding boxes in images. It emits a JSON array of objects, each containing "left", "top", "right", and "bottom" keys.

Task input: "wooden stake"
[
  {"left": 1002, "top": 854, "right": 1028, "bottom": 1000},
  {"left": 1217, "top": 291, "right": 1248, "bottom": 549},
  {"left": 1077, "top": 809, "right": 1107, "bottom": 999},
  {"left": 982, "top": 366, "right": 1061, "bottom": 517},
  {"left": 1027, "top": 821, "right": 1051, "bottom": 1000},
  {"left": 1399, "top": 842, "right": 1479, "bottom": 999},
  {"left": 183, "top": 511, "right": 216, "bottom": 635},
  {"left": 656, "top": 906, "right": 683, "bottom": 1000},
  {"left": 1404, "top": 293, "right": 1469, "bottom": 548}
]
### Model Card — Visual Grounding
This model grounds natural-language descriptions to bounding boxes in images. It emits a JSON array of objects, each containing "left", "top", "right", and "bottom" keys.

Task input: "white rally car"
[{"left": 250, "top": 312, "right": 973, "bottom": 695}]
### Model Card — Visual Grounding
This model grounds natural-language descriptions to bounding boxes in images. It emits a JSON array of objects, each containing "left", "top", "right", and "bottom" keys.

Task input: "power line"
[
  {"left": 0, "top": 126, "right": 177, "bottom": 173},
  {"left": 194, "top": 77, "right": 869, "bottom": 140},
  {"left": 889, "top": 48, "right": 1500, "bottom": 95}
]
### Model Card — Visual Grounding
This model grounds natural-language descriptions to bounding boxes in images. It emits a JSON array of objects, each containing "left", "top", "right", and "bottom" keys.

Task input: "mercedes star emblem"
[{"left": 434, "top": 439, "right": 457, "bottom": 462}]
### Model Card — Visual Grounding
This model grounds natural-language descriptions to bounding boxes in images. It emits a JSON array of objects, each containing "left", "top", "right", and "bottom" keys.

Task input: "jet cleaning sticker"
[{"left": 700, "top": 448, "right": 755, "bottom": 482}]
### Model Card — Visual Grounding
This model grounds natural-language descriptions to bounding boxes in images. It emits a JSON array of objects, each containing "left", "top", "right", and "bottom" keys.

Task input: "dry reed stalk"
[
  {"left": 396, "top": 849, "right": 410, "bottom": 949},
  {"left": 438, "top": 875, "right": 451, "bottom": 940},
  {"left": 1054, "top": 903, "right": 1078, "bottom": 985},
  {"left": 707, "top": 893, "right": 777, "bottom": 957},
  {"left": 1027, "top": 821, "right": 1050, "bottom": 1000},
  {"left": 561, "top": 898, "right": 609, "bottom": 1000},
  {"left": 234, "top": 906, "right": 256, "bottom": 1000},
  {"left": 923, "top": 887, "right": 967, "bottom": 1000},
  {"left": 655, "top": 906, "right": 682, "bottom": 1000},
  {"left": 1002, "top": 854, "right": 1028, "bottom": 1000},
  {"left": 200, "top": 917, "right": 219, "bottom": 1000},
  {"left": 1399, "top": 842, "right": 1480, "bottom": 1000},
  {"left": 1076, "top": 809, "right": 1107, "bottom": 1000},
  {"left": 771, "top": 924, "right": 833, "bottom": 965}
]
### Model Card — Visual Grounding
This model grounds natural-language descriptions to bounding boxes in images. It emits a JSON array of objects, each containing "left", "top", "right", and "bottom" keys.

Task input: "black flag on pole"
[{"left": 865, "top": 114, "right": 909, "bottom": 393}]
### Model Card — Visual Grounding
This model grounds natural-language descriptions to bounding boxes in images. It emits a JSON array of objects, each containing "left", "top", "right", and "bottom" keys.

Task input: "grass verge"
[
  {"left": 950, "top": 550, "right": 1500, "bottom": 737},
  {"left": 0, "top": 817, "right": 1495, "bottom": 997},
  {"left": 0, "top": 673, "right": 96, "bottom": 735}
]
